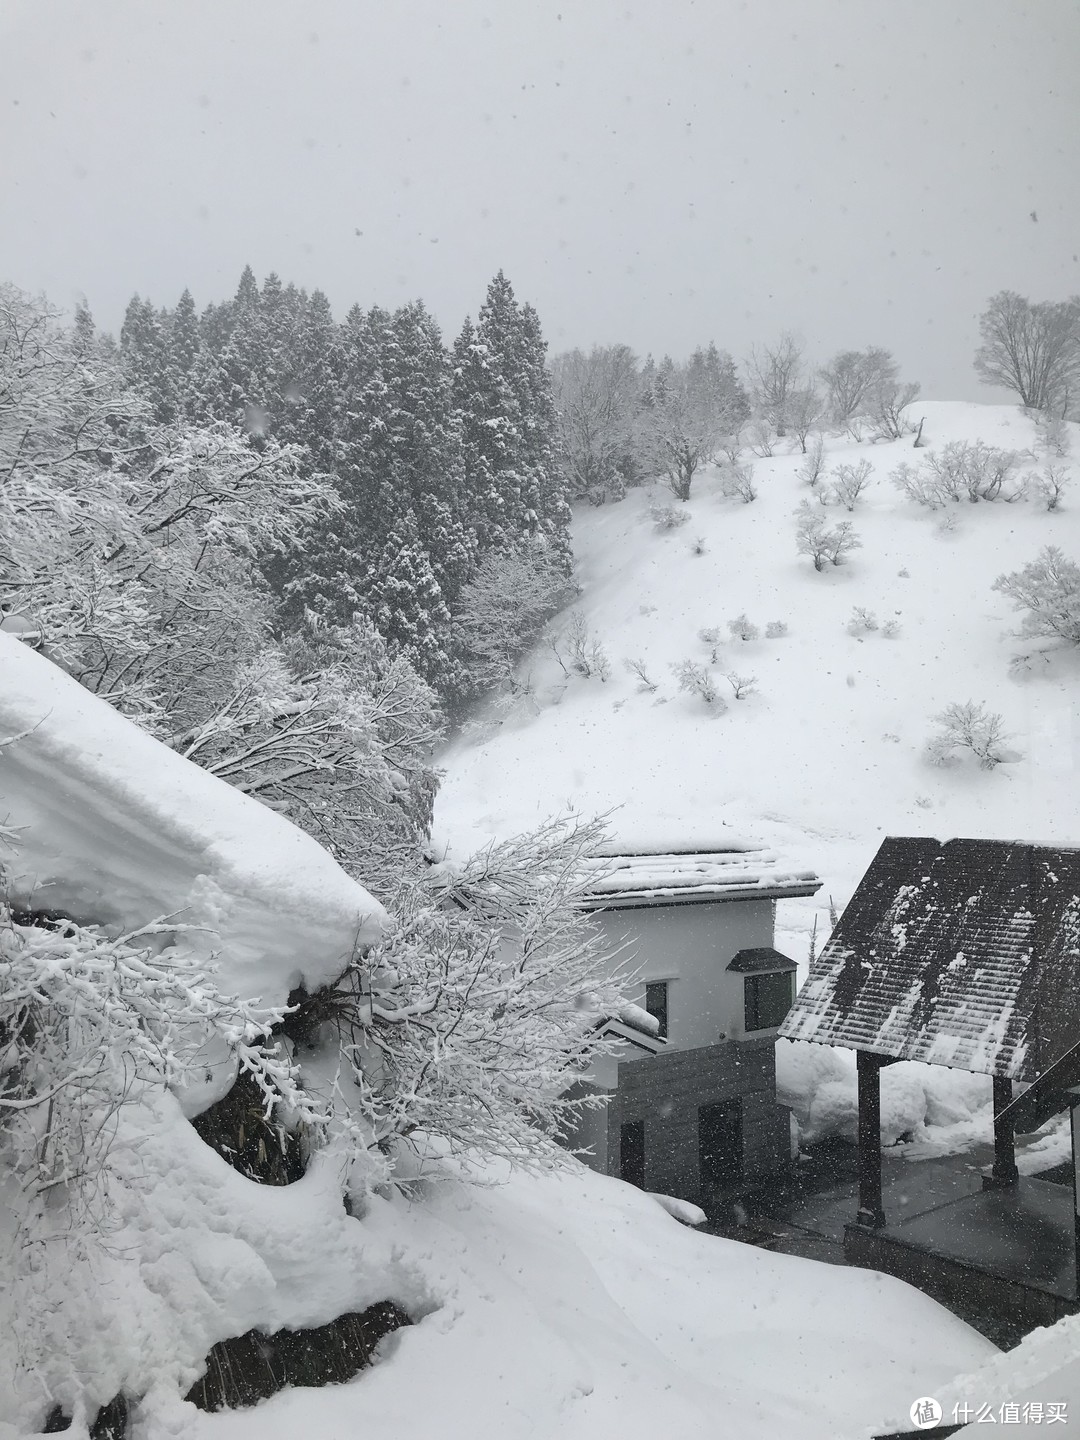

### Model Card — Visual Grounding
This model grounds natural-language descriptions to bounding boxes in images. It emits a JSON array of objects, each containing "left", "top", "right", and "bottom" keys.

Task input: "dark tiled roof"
[
  {"left": 779, "top": 837, "right": 1080, "bottom": 1081},
  {"left": 727, "top": 947, "right": 798, "bottom": 974}
]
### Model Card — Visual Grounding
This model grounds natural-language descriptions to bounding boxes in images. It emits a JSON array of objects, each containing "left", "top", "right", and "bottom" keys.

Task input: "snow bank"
[
  {"left": 778, "top": 1038, "right": 993, "bottom": 1148},
  {"left": 0, "top": 1080, "right": 992, "bottom": 1439},
  {"left": 0, "top": 633, "right": 386, "bottom": 1002}
]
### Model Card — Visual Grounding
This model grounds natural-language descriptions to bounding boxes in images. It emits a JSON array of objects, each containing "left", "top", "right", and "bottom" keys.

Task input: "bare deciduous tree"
[
  {"left": 797, "top": 433, "right": 827, "bottom": 488},
  {"left": 550, "top": 344, "right": 641, "bottom": 503},
  {"left": 974, "top": 291, "right": 1080, "bottom": 413},
  {"left": 870, "top": 380, "right": 921, "bottom": 440},
  {"left": 926, "top": 702, "right": 1010, "bottom": 769},
  {"left": 818, "top": 347, "right": 898, "bottom": 429},
  {"left": 830, "top": 459, "right": 874, "bottom": 511},
  {"left": 787, "top": 386, "right": 824, "bottom": 452},
  {"left": 993, "top": 546, "right": 1080, "bottom": 645},
  {"left": 745, "top": 333, "right": 804, "bottom": 436}
]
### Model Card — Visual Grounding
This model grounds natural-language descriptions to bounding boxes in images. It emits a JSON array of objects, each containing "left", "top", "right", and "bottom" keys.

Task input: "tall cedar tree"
[
  {"left": 118, "top": 267, "right": 570, "bottom": 702},
  {"left": 453, "top": 272, "right": 571, "bottom": 569}
]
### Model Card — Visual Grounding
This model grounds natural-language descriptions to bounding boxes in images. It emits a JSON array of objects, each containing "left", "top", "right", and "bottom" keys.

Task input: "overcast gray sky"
[{"left": 1, "top": 0, "right": 1077, "bottom": 398}]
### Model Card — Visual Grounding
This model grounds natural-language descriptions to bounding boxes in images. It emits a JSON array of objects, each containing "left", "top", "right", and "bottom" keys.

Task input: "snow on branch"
[{"left": 319, "top": 816, "right": 631, "bottom": 1169}]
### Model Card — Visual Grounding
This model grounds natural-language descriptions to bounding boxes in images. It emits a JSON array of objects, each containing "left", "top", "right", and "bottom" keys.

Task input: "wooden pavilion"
[{"left": 781, "top": 836, "right": 1080, "bottom": 1327}]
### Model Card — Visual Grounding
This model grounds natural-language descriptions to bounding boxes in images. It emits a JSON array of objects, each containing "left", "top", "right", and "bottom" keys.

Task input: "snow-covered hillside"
[
  {"left": 438, "top": 400, "right": 1080, "bottom": 946},
  {"left": 436, "top": 400, "right": 1080, "bottom": 1152}
]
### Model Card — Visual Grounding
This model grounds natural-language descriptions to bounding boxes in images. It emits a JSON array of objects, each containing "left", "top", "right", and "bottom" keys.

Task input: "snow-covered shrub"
[
  {"left": 824, "top": 520, "right": 861, "bottom": 565},
  {"left": 649, "top": 502, "right": 691, "bottom": 531},
  {"left": 718, "top": 460, "right": 758, "bottom": 503},
  {"left": 715, "top": 424, "right": 747, "bottom": 464},
  {"left": 0, "top": 887, "right": 319, "bottom": 1242},
  {"left": 697, "top": 626, "right": 723, "bottom": 662},
  {"left": 846, "top": 606, "right": 878, "bottom": 635},
  {"left": 926, "top": 702, "right": 1012, "bottom": 769},
  {"left": 551, "top": 610, "right": 611, "bottom": 681},
  {"left": 672, "top": 660, "right": 725, "bottom": 708},
  {"left": 829, "top": 458, "right": 874, "bottom": 511},
  {"left": 794, "top": 502, "right": 862, "bottom": 570},
  {"left": 723, "top": 671, "right": 757, "bottom": 700},
  {"left": 795, "top": 503, "right": 831, "bottom": 570},
  {"left": 746, "top": 417, "right": 774, "bottom": 458},
  {"left": 623, "top": 656, "right": 658, "bottom": 692},
  {"left": 1035, "top": 410, "right": 1072, "bottom": 459},
  {"left": 881, "top": 618, "right": 902, "bottom": 638},
  {"left": 727, "top": 612, "right": 759, "bottom": 642},
  {"left": 944, "top": 440, "right": 1027, "bottom": 502},
  {"left": 796, "top": 433, "right": 827, "bottom": 488},
  {"left": 890, "top": 460, "right": 946, "bottom": 509},
  {"left": 992, "top": 546, "right": 1080, "bottom": 645},
  {"left": 1032, "top": 464, "right": 1070, "bottom": 511},
  {"left": 765, "top": 620, "right": 788, "bottom": 639},
  {"left": 451, "top": 543, "right": 577, "bottom": 709},
  {"left": 689, "top": 534, "right": 708, "bottom": 555},
  {"left": 891, "top": 440, "right": 1027, "bottom": 508}
]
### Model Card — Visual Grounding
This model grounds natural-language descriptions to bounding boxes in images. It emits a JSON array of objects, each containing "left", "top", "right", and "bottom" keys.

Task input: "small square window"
[
  {"left": 645, "top": 980, "right": 669, "bottom": 1039},
  {"left": 744, "top": 971, "right": 794, "bottom": 1032}
]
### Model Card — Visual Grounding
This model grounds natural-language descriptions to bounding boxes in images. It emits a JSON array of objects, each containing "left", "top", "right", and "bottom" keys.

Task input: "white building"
[{"left": 565, "top": 840, "right": 820, "bottom": 1211}]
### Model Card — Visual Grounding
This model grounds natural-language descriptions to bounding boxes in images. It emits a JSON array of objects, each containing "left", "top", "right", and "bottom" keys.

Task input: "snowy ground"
[
  {"left": 436, "top": 400, "right": 1080, "bottom": 1154},
  {"left": 0, "top": 1086, "right": 994, "bottom": 1439}
]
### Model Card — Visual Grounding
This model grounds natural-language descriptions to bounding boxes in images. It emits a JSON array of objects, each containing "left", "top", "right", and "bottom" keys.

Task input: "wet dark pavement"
[{"left": 704, "top": 1139, "right": 1076, "bottom": 1349}]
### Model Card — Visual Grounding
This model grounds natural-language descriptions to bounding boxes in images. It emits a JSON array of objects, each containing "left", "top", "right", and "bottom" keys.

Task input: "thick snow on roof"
[
  {"left": 583, "top": 848, "right": 820, "bottom": 904},
  {"left": 0, "top": 633, "right": 386, "bottom": 1002}
]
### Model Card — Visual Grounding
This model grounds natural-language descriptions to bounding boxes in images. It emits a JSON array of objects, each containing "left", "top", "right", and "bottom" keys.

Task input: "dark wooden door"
[
  {"left": 698, "top": 1100, "right": 743, "bottom": 1193},
  {"left": 619, "top": 1119, "right": 646, "bottom": 1188}
]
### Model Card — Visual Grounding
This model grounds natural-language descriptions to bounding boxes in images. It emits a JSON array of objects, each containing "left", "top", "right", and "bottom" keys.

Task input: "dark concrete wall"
[{"left": 605, "top": 1038, "right": 790, "bottom": 1205}]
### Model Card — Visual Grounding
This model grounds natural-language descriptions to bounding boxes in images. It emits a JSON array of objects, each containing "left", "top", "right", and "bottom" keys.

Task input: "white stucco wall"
[{"left": 591, "top": 898, "right": 779, "bottom": 1049}]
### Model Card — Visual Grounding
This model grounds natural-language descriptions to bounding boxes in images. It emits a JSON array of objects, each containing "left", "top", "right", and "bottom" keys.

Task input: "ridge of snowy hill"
[{"left": 436, "top": 401, "right": 1080, "bottom": 944}]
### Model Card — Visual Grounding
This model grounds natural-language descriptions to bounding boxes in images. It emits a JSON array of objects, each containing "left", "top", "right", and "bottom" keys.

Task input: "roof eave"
[{"left": 582, "top": 878, "right": 821, "bottom": 910}]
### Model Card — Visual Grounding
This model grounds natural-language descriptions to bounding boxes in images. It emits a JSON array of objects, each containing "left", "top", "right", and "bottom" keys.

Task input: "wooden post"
[
  {"left": 988, "top": 1075, "right": 1019, "bottom": 1188},
  {"left": 1072, "top": 1102, "right": 1080, "bottom": 1303},
  {"left": 856, "top": 1050, "right": 885, "bottom": 1229}
]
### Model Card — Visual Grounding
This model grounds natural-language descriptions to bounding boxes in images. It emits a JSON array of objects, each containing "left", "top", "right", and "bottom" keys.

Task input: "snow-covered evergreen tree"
[{"left": 454, "top": 272, "right": 570, "bottom": 568}]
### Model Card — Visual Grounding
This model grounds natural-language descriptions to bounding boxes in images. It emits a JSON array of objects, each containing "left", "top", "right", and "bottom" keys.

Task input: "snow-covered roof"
[
  {"left": 780, "top": 836, "right": 1080, "bottom": 1081},
  {"left": 581, "top": 847, "right": 820, "bottom": 908},
  {"left": 0, "top": 633, "right": 386, "bottom": 1004}
]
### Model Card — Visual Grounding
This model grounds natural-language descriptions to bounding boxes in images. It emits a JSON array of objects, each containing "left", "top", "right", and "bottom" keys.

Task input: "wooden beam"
[
  {"left": 998, "top": 1039, "right": 1080, "bottom": 1133},
  {"left": 986, "top": 1075, "right": 1019, "bottom": 1189},
  {"left": 856, "top": 1050, "right": 886, "bottom": 1228}
]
